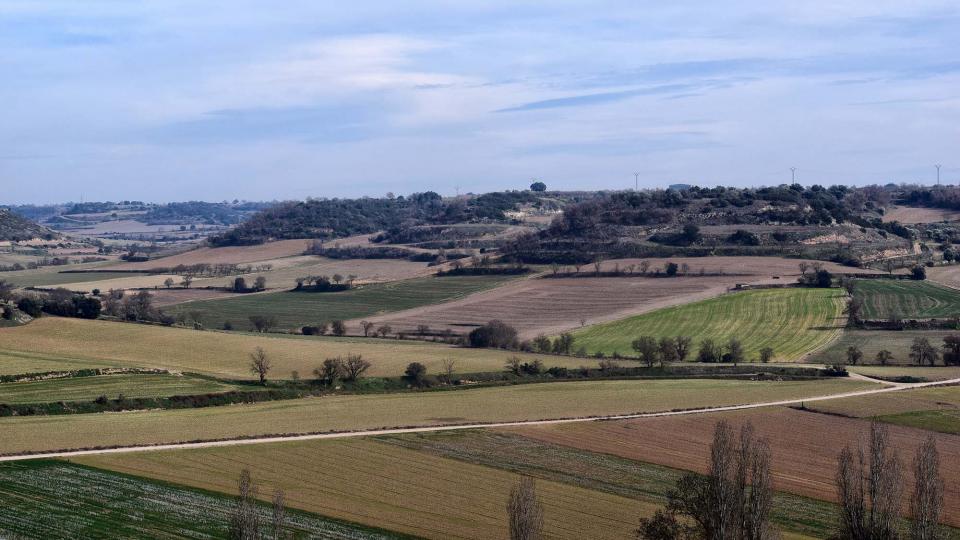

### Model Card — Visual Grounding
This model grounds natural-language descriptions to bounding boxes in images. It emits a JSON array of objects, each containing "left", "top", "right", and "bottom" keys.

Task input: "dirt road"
[{"left": 1, "top": 374, "right": 956, "bottom": 463}]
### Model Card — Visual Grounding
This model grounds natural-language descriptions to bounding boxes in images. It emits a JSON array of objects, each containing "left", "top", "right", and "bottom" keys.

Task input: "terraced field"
[
  {"left": 168, "top": 274, "right": 520, "bottom": 331},
  {"left": 0, "top": 317, "right": 590, "bottom": 379},
  {"left": 0, "top": 378, "right": 870, "bottom": 455},
  {"left": 0, "top": 373, "right": 237, "bottom": 404},
  {"left": 572, "top": 288, "right": 845, "bottom": 361},
  {"left": 854, "top": 279, "right": 960, "bottom": 319},
  {"left": 0, "top": 460, "right": 395, "bottom": 539}
]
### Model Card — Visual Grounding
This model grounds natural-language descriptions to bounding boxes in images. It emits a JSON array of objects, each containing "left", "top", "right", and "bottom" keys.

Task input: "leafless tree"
[
  {"left": 910, "top": 436, "right": 943, "bottom": 540},
  {"left": 441, "top": 358, "right": 456, "bottom": 383},
  {"left": 314, "top": 357, "right": 345, "bottom": 384},
  {"left": 181, "top": 275, "right": 193, "bottom": 288},
  {"left": 229, "top": 469, "right": 261, "bottom": 540},
  {"left": 342, "top": 354, "right": 371, "bottom": 381},
  {"left": 271, "top": 488, "right": 286, "bottom": 540},
  {"left": 798, "top": 262, "right": 809, "bottom": 276},
  {"left": 639, "top": 260, "right": 650, "bottom": 275},
  {"left": 376, "top": 324, "right": 392, "bottom": 337},
  {"left": 360, "top": 320, "right": 375, "bottom": 337},
  {"left": 508, "top": 477, "right": 544, "bottom": 540},
  {"left": 249, "top": 347, "right": 271, "bottom": 385},
  {"left": 836, "top": 422, "right": 903, "bottom": 540},
  {"left": 164, "top": 277, "right": 175, "bottom": 288},
  {"left": 674, "top": 336, "right": 693, "bottom": 362}
]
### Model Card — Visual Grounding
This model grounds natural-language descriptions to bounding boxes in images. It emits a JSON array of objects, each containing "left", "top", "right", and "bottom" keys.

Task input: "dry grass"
[
  {"left": 0, "top": 378, "right": 871, "bottom": 455},
  {"left": 505, "top": 406, "right": 960, "bottom": 526},
  {"left": 190, "top": 256, "right": 433, "bottom": 290},
  {"left": 46, "top": 273, "right": 183, "bottom": 293},
  {"left": 73, "top": 438, "right": 648, "bottom": 540},
  {"left": 882, "top": 206, "right": 960, "bottom": 224},
  {"left": 848, "top": 365, "right": 960, "bottom": 382},
  {"left": 926, "top": 265, "right": 960, "bottom": 290},
  {"left": 0, "top": 317, "right": 591, "bottom": 379},
  {"left": 805, "top": 385, "right": 960, "bottom": 418},
  {"left": 103, "top": 239, "right": 313, "bottom": 270}
]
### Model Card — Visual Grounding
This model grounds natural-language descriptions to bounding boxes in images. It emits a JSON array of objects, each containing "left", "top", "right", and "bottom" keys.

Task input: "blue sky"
[{"left": 1, "top": 1, "right": 958, "bottom": 203}]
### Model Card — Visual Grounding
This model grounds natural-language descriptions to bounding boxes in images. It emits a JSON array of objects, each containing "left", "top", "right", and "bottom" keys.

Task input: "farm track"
[{"left": 2, "top": 373, "right": 956, "bottom": 463}]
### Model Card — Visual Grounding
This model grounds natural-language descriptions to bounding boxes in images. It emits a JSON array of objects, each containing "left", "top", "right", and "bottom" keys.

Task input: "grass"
[
  {"left": 876, "top": 409, "right": 960, "bottom": 435},
  {"left": 378, "top": 430, "right": 850, "bottom": 539},
  {"left": 73, "top": 438, "right": 648, "bottom": 540},
  {"left": 572, "top": 288, "right": 845, "bottom": 361},
  {"left": 0, "top": 317, "right": 599, "bottom": 380},
  {"left": 0, "top": 460, "right": 400, "bottom": 539},
  {"left": 0, "top": 373, "right": 238, "bottom": 404},
  {"left": 0, "top": 378, "right": 873, "bottom": 455},
  {"left": 848, "top": 364, "right": 960, "bottom": 382},
  {"left": 854, "top": 279, "right": 960, "bottom": 319},
  {"left": 168, "top": 274, "right": 520, "bottom": 330},
  {"left": 810, "top": 329, "right": 960, "bottom": 368}
]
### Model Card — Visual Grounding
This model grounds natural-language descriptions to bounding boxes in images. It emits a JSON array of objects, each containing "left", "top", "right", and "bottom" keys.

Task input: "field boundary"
[{"left": 2, "top": 375, "right": 957, "bottom": 462}]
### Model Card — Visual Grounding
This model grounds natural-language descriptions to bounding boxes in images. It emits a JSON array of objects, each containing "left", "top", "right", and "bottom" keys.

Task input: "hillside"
[{"left": 0, "top": 209, "right": 57, "bottom": 241}]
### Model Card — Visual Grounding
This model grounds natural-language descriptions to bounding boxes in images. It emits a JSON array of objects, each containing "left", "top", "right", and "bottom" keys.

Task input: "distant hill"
[
  {"left": 0, "top": 209, "right": 58, "bottom": 241},
  {"left": 209, "top": 191, "right": 559, "bottom": 246}
]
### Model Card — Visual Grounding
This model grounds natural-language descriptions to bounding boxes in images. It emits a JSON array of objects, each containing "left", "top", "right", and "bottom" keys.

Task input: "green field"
[
  {"left": 0, "top": 373, "right": 237, "bottom": 404},
  {"left": 0, "top": 317, "right": 595, "bottom": 380},
  {"left": 876, "top": 409, "right": 960, "bottom": 435},
  {"left": 0, "top": 378, "right": 871, "bottom": 455},
  {"left": 811, "top": 329, "right": 960, "bottom": 367},
  {"left": 168, "top": 274, "right": 519, "bottom": 331},
  {"left": 854, "top": 279, "right": 960, "bottom": 319},
  {"left": 0, "top": 460, "right": 398, "bottom": 539},
  {"left": 572, "top": 288, "right": 845, "bottom": 361}
]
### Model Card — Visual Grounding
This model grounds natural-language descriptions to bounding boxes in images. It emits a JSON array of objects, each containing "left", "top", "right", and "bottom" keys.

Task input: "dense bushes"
[{"left": 468, "top": 320, "right": 519, "bottom": 349}]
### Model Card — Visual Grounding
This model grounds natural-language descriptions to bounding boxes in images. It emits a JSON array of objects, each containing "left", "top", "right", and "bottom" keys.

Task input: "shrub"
[{"left": 468, "top": 320, "right": 519, "bottom": 349}]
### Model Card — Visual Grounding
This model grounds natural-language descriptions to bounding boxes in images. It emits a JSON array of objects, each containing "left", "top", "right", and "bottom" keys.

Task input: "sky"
[{"left": 1, "top": 1, "right": 959, "bottom": 204}]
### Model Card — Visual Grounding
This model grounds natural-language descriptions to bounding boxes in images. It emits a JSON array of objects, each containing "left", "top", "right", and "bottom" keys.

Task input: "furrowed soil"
[
  {"left": 504, "top": 406, "right": 960, "bottom": 526},
  {"left": 854, "top": 279, "right": 960, "bottom": 319}
]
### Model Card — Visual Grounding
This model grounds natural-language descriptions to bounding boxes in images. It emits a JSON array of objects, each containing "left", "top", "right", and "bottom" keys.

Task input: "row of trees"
[
  {"left": 631, "top": 336, "right": 774, "bottom": 366},
  {"left": 844, "top": 336, "right": 960, "bottom": 366}
]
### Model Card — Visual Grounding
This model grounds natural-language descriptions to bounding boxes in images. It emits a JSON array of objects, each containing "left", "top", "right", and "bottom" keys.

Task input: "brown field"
[
  {"left": 354, "top": 257, "right": 886, "bottom": 338},
  {"left": 505, "top": 407, "right": 960, "bottom": 526},
  {"left": 103, "top": 239, "right": 313, "bottom": 270},
  {"left": 190, "top": 256, "right": 433, "bottom": 290},
  {"left": 926, "top": 265, "right": 960, "bottom": 290},
  {"left": 882, "top": 206, "right": 960, "bottom": 224},
  {"left": 0, "top": 378, "right": 869, "bottom": 455},
  {"left": 148, "top": 288, "right": 242, "bottom": 307},
  {"left": 806, "top": 385, "right": 960, "bottom": 418},
  {"left": 73, "top": 438, "right": 648, "bottom": 540},
  {"left": 45, "top": 273, "right": 183, "bottom": 293}
]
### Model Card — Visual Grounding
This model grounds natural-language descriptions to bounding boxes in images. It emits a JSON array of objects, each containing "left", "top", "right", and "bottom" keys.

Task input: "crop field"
[
  {"left": 506, "top": 406, "right": 960, "bottom": 526},
  {"left": 0, "top": 378, "right": 871, "bottom": 455},
  {"left": 102, "top": 239, "right": 314, "bottom": 270},
  {"left": 572, "top": 288, "right": 845, "bottom": 360},
  {"left": 48, "top": 273, "right": 184, "bottom": 293},
  {"left": 0, "top": 349, "right": 115, "bottom": 376},
  {"left": 0, "top": 373, "right": 237, "bottom": 404},
  {"left": 0, "top": 317, "right": 593, "bottom": 380},
  {"left": 854, "top": 279, "right": 960, "bottom": 319},
  {"left": 592, "top": 256, "right": 888, "bottom": 277},
  {"left": 167, "top": 274, "right": 520, "bottom": 331},
  {"left": 848, "top": 365, "right": 960, "bottom": 382},
  {"left": 805, "top": 385, "right": 960, "bottom": 418},
  {"left": 2, "top": 268, "right": 131, "bottom": 288},
  {"left": 811, "top": 329, "right": 959, "bottom": 366},
  {"left": 379, "top": 430, "right": 841, "bottom": 539},
  {"left": 882, "top": 206, "right": 960, "bottom": 223},
  {"left": 0, "top": 460, "right": 395, "bottom": 539},
  {"left": 73, "top": 438, "right": 648, "bottom": 540},
  {"left": 148, "top": 287, "right": 242, "bottom": 307},
  {"left": 189, "top": 256, "right": 433, "bottom": 291},
  {"left": 355, "top": 275, "right": 744, "bottom": 339}
]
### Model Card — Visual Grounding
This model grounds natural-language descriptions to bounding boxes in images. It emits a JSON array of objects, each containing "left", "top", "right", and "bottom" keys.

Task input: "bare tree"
[
  {"left": 507, "top": 477, "right": 544, "bottom": 540},
  {"left": 164, "top": 277, "right": 175, "bottom": 288},
  {"left": 910, "top": 436, "right": 943, "bottom": 540},
  {"left": 674, "top": 336, "right": 693, "bottom": 363},
  {"left": 181, "top": 275, "right": 193, "bottom": 288},
  {"left": 342, "top": 354, "right": 371, "bottom": 381},
  {"left": 441, "top": 358, "right": 456, "bottom": 383},
  {"left": 229, "top": 469, "right": 261, "bottom": 540},
  {"left": 360, "top": 320, "right": 375, "bottom": 337},
  {"left": 249, "top": 347, "right": 271, "bottom": 385},
  {"left": 271, "top": 488, "right": 286, "bottom": 540},
  {"left": 314, "top": 357, "right": 345, "bottom": 385},
  {"left": 836, "top": 422, "right": 903, "bottom": 540}
]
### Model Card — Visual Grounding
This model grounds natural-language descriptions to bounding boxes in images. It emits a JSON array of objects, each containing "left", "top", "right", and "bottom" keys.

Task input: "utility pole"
[
  {"left": 936, "top": 164, "right": 942, "bottom": 185},
  {"left": 790, "top": 167, "right": 797, "bottom": 184},
  {"left": 633, "top": 172, "right": 640, "bottom": 191}
]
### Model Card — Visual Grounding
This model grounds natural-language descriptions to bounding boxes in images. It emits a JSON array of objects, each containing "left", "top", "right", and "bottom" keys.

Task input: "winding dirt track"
[{"left": 1, "top": 373, "right": 955, "bottom": 463}]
